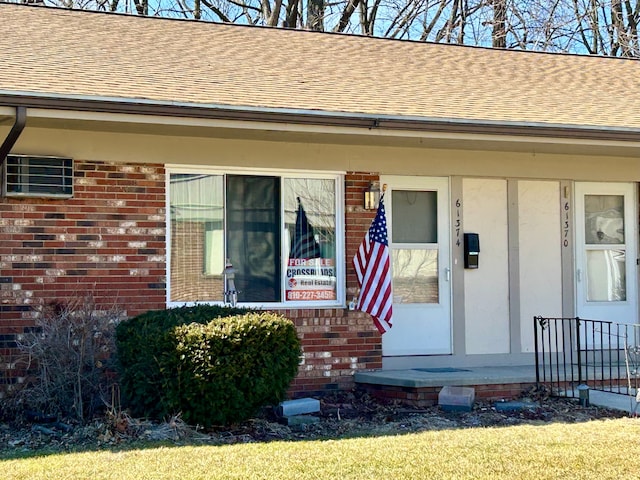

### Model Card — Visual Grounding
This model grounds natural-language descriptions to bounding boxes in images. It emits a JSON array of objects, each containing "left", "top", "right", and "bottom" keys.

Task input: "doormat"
[{"left": 412, "top": 368, "right": 471, "bottom": 373}]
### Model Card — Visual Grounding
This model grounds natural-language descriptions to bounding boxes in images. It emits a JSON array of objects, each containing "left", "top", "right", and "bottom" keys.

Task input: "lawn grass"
[{"left": 2, "top": 418, "right": 639, "bottom": 480}]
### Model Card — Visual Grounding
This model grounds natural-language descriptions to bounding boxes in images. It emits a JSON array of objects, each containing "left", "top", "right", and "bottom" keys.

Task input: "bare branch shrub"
[{"left": 10, "top": 293, "right": 124, "bottom": 423}]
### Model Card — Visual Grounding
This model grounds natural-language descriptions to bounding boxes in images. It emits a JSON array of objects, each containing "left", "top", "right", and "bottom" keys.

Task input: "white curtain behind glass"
[{"left": 170, "top": 174, "right": 224, "bottom": 301}]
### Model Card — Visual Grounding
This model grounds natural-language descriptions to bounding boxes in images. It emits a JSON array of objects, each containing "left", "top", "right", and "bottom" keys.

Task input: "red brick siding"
[
  {"left": 358, "top": 382, "right": 539, "bottom": 407},
  {"left": 284, "top": 308, "right": 382, "bottom": 395},
  {"left": 345, "top": 172, "right": 380, "bottom": 299},
  {"left": 1, "top": 167, "right": 383, "bottom": 394},
  {"left": 0, "top": 160, "right": 167, "bottom": 384}
]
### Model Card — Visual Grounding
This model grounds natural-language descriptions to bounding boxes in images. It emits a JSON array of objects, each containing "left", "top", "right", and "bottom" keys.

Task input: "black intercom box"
[{"left": 464, "top": 233, "right": 480, "bottom": 269}]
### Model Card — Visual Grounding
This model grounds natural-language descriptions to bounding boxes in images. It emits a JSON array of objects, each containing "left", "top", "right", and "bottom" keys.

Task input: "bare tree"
[
  {"left": 9, "top": 0, "right": 640, "bottom": 56},
  {"left": 490, "top": 0, "right": 506, "bottom": 46}
]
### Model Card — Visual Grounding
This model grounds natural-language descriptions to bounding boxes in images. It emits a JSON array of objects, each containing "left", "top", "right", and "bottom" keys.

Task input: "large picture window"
[{"left": 169, "top": 169, "right": 342, "bottom": 306}]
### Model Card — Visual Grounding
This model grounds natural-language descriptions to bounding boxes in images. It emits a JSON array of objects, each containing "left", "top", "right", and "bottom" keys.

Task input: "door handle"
[
  {"left": 444, "top": 267, "right": 450, "bottom": 282},
  {"left": 577, "top": 269, "right": 582, "bottom": 282}
]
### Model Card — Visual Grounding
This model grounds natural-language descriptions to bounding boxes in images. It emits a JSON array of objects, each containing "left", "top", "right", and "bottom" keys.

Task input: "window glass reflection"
[
  {"left": 392, "top": 249, "right": 438, "bottom": 304},
  {"left": 586, "top": 249, "right": 626, "bottom": 302},
  {"left": 584, "top": 195, "right": 624, "bottom": 244}
]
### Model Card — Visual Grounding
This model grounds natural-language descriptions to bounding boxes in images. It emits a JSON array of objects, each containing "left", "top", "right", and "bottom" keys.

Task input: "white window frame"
[{"left": 166, "top": 165, "right": 345, "bottom": 309}]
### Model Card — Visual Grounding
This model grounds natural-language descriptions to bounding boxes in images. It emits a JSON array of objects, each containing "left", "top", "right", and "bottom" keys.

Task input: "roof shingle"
[{"left": 1, "top": 3, "right": 640, "bottom": 131}]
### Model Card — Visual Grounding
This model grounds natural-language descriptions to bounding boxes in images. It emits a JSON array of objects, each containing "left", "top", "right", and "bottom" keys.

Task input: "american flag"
[
  {"left": 290, "top": 197, "right": 322, "bottom": 259},
  {"left": 353, "top": 195, "right": 393, "bottom": 333}
]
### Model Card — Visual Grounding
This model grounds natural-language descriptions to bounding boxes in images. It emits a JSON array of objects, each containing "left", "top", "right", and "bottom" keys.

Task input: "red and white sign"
[{"left": 285, "top": 258, "right": 336, "bottom": 301}]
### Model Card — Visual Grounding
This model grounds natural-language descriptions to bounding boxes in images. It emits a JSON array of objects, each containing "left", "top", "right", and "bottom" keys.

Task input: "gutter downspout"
[{"left": 0, "top": 106, "right": 27, "bottom": 167}]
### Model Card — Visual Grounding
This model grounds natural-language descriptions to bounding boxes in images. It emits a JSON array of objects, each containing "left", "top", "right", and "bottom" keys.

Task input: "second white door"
[{"left": 574, "top": 182, "right": 638, "bottom": 347}]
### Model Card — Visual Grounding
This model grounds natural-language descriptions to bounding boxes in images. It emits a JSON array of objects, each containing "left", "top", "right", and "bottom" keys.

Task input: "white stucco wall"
[
  {"left": 11, "top": 123, "right": 640, "bottom": 182},
  {"left": 463, "top": 178, "right": 510, "bottom": 355},
  {"left": 518, "top": 181, "right": 563, "bottom": 352}
]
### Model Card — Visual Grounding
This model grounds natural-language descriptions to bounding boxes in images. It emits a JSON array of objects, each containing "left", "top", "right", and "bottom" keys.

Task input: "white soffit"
[{"left": 7, "top": 104, "right": 640, "bottom": 157}]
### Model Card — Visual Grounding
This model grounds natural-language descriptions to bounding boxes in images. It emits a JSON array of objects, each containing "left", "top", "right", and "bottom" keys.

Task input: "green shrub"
[
  {"left": 116, "top": 305, "right": 247, "bottom": 419},
  {"left": 173, "top": 312, "right": 301, "bottom": 426},
  {"left": 116, "top": 306, "right": 301, "bottom": 426}
]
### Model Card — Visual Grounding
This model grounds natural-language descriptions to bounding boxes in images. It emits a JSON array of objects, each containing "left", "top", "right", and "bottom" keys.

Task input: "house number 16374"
[{"left": 563, "top": 201, "right": 570, "bottom": 248}]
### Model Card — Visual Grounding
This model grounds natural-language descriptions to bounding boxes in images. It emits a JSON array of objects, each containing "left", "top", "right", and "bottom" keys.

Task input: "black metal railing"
[{"left": 534, "top": 316, "right": 640, "bottom": 398}]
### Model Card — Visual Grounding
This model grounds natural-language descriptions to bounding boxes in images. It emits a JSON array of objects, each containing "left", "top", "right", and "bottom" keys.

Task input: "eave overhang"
[{"left": 2, "top": 90, "right": 640, "bottom": 154}]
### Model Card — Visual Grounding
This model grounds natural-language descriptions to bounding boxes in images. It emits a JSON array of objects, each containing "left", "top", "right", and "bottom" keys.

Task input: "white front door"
[
  {"left": 574, "top": 182, "right": 638, "bottom": 335},
  {"left": 382, "top": 176, "right": 452, "bottom": 356}
]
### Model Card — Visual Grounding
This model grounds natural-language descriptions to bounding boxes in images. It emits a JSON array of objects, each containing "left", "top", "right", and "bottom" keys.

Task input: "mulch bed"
[{"left": 0, "top": 389, "right": 630, "bottom": 456}]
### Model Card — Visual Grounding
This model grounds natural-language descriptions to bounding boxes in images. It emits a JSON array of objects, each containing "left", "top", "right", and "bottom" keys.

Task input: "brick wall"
[
  {"left": 0, "top": 166, "right": 383, "bottom": 394},
  {"left": 358, "top": 382, "right": 539, "bottom": 407},
  {"left": 0, "top": 160, "right": 167, "bottom": 385}
]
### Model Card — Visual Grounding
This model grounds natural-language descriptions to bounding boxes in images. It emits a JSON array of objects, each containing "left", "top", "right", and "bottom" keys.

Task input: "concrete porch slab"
[
  {"left": 354, "top": 365, "right": 537, "bottom": 389},
  {"left": 355, "top": 366, "right": 639, "bottom": 412}
]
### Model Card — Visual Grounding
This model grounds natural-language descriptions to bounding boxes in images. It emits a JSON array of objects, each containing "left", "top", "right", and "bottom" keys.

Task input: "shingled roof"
[{"left": 2, "top": 2, "right": 640, "bottom": 136}]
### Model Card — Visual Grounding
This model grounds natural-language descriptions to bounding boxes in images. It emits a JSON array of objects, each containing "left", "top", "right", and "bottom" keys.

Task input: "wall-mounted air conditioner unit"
[{"left": 2, "top": 155, "right": 73, "bottom": 198}]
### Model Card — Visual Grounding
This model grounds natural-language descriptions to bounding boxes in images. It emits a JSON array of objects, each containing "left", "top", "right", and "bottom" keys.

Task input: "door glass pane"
[
  {"left": 586, "top": 249, "right": 626, "bottom": 302},
  {"left": 584, "top": 195, "right": 624, "bottom": 244},
  {"left": 392, "top": 190, "right": 437, "bottom": 243},
  {"left": 392, "top": 249, "right": 438, "bottom": 304}
]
